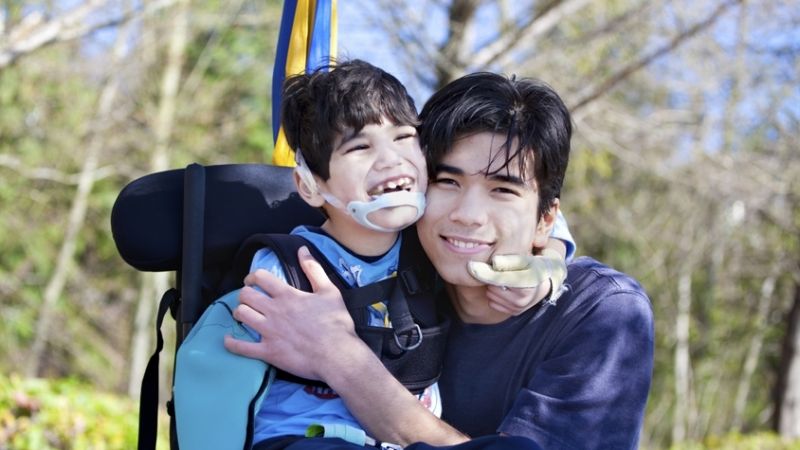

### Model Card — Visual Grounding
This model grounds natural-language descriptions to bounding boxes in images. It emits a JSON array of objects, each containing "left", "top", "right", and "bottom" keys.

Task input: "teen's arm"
[{"left": 224, "top": 246, "right": 468, "bottom": 446}]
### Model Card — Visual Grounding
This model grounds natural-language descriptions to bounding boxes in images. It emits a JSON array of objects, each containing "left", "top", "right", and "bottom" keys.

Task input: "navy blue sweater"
[{"left": 439, "top": 257, "right": 654, "bottom": 449}]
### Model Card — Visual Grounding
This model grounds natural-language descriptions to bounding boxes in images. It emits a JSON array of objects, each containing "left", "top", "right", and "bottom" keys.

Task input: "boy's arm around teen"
[{"left": 225, "top": 245, "right": 655, "bottom": 450}]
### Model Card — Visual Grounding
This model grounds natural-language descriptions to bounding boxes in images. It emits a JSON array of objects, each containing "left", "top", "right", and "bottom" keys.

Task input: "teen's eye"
[
  {"left": 433, "top": 176, "right": 458, "bottom": 187},
  {"left": 493, "top": 186, "right": 521, "bottom": 196}
]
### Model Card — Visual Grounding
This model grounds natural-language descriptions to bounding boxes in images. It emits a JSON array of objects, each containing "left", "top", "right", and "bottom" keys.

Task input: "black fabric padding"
[{"left": 111, "top": 164, "right": 324, "bottom": 272}]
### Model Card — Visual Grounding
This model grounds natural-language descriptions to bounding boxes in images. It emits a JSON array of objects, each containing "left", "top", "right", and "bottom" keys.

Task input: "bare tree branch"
[
  {"left": 472, "top": 0, "right": 593, "bottom": 69},
  {"left": 571, "top": 0, "right": 743, "bottom": 112},
  {"left": 0, "top": 0, "right": 175, "bottom": 69},
  {"left": 0, "top": 153, "right": 117, "bottom": 184}
]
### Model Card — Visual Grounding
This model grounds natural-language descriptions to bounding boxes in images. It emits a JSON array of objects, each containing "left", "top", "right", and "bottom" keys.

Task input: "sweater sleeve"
[{"left": 499, "top": 288, "right": 654, "bottom": 449}]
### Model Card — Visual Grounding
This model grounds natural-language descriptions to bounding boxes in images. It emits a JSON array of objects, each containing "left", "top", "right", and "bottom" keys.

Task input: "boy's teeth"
[{"left": 370, "top": 178, "right": 412, "bottom": 196}]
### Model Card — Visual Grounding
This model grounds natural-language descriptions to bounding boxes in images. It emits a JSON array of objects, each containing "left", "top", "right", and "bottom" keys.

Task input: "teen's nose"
[{"left": 448, "top": 187, "right": 487, "bottom": 227}]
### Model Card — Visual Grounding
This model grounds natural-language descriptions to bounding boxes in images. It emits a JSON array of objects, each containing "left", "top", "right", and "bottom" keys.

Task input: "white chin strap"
[
  {"left": 295, "top": 149, "right": 426, "bottom": 232},
  {"left": 325, "top": 191, "right": 426, "bottom": 232}
]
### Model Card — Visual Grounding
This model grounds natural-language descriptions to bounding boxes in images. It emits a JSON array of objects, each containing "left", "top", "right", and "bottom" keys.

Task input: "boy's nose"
[{"left": 374, "top": 144, "right": 403, "bottom": 169}]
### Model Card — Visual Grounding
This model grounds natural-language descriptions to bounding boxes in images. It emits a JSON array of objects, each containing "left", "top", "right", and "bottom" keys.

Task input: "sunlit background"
[{"left": 0, "top": 1, "right": 798, "bottom": 448}]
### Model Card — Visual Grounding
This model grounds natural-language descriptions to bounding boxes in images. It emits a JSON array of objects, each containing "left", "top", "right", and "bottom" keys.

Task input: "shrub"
[{"left": 0, "top": 373, "right": 167, "bottom": 449}]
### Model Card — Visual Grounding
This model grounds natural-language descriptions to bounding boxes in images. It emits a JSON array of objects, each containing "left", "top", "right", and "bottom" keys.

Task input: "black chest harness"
[{"left": 220, "top": 228, "right": 450, "bottom": 394}]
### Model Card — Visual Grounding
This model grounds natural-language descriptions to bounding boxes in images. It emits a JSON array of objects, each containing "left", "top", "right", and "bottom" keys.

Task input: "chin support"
[
  {"left": 295, "top": 149, "right": 426, "bottom": 232},
  {"left": 343, "top": 191, "right": 426, "bottom": 232}
]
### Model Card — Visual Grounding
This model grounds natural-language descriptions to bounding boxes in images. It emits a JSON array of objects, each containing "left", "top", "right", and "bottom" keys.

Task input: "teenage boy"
[{"left": 227, "top": 72, "right": 654, "bottom": 450}]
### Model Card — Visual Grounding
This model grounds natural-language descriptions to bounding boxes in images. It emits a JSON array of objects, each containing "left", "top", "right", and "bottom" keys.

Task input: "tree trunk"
[
  {"left": 673, "top": 269, "right": 693, "bottom": 444},
  {"left": 732, "top": 272, "right": 777, "bottom": 430},
  {"left": 434, "top": 0, "right": 479, "bottom": 87},
  {"left": 127, "top": 0, "right": 189, "bottom": 399},
  {"left": 775, "top": 279, "right": 800, "bottom": 438},
  {"left": 26, "top": 17, "right": 131, "bottom": 377}
]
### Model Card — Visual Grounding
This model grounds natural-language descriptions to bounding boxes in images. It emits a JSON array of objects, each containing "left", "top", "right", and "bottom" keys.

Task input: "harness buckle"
[{"left": 394, "top": 323, "right": 423, "bottom": 351}]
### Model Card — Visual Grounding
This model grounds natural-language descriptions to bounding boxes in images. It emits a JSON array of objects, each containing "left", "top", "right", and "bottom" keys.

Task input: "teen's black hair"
[
  {"left": 418, "top": 72, "right": 571, "bottom": 218},
  {"left": 280, "top": 59, "right": 419, "bottom": 180}
]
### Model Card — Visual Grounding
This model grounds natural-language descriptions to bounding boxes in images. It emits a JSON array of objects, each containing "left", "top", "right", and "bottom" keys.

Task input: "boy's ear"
[
  {"left": 532, "top": 198, "right": 559, "bottom": 249},
  {"left": 293, "top": 169, "right": 325, "bottom": 207}
]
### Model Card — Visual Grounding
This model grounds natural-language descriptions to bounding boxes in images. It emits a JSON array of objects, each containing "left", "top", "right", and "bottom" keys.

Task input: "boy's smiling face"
[{"left": 309, "top": 118, "right": 427, "bottom": 236}]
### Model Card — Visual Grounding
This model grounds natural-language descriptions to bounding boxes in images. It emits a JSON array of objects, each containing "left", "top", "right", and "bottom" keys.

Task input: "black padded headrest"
[{"left": 111, "top": 163, "right": 324, "bottom": 272}]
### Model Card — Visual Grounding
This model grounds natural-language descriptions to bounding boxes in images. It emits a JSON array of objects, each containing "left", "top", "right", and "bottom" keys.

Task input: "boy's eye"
[
  {"left": 396, "top": 133, "right": 416, "bottom": 141},
  {"left": 344, "top": 144, "right": 369, "bottom": 153}
]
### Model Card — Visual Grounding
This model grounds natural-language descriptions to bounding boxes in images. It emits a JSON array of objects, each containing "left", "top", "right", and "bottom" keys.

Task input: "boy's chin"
[{"left": 366, "top": 206, "right": 422, "bottom": 231}]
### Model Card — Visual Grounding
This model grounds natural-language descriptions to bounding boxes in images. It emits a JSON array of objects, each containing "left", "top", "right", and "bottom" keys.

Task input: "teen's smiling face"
[
  {"left": 317, "top": 118, "right": 427, "bottom": 233},
  {"left": 417, "top": 132, "right": 554, "bottom": 287}
]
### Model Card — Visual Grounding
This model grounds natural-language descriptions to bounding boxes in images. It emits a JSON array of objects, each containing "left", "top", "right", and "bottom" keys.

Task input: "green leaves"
[{"left": 0, "top": 373, "right": 168, "bottom": 449}]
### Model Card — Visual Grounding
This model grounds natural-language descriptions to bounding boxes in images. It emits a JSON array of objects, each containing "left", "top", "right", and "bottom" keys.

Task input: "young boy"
[{"left": 247, "top": 60, "right": 436, "bottom": 446}]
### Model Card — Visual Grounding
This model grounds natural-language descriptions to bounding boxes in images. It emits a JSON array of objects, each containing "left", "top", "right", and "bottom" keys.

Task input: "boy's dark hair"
[
  {"left": 280, "top": 59, "right": 419, "bottom": 180},
  {"left": 418, "top": 72, "right": 571, "bottom": 219}
]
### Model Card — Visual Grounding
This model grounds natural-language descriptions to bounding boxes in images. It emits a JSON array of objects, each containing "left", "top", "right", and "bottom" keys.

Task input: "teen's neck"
[
  {"left": 321, "top": 220, "right": 400, "bottom": 256},
  {"left": 445, "top": 284, "right": 512, "bottom": 325}
]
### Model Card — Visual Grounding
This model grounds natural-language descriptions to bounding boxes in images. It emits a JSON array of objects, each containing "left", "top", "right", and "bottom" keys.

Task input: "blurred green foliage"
[
  {"left": 671, "top": 433, "right": 800, "bottom": 450},
  {"left": 0, "top": 373, "right": 168, "bottom": 449}
]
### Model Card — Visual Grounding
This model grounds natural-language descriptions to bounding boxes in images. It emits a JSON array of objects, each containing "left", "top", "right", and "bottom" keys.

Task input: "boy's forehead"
[
  {"left": 334, "top": 126, "right": 361, "bottom": 146},
  {"left": 334, "top": 119, "right": 413, "bottom": 147}
]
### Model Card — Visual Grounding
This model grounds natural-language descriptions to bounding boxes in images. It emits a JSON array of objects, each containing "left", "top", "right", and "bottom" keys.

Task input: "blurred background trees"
[{"left": 0, "top": 0, "right": 798, "bottom": 448}]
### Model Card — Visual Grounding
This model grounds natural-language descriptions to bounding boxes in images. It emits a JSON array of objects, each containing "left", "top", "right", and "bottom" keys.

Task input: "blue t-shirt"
[
  {"left": 438, "top": 257, "right": 653, "bottom": 449},
  {"left": 552, "top": 210, "right": 576, "bottom": 261},
  {"left": 249, "top": 225, "right": 441, "bottom": 442}
]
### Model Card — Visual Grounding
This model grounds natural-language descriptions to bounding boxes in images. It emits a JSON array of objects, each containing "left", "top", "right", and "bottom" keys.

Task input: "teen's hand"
[{"left": 224, "top": 246, "right": 362, "bottom": 381}]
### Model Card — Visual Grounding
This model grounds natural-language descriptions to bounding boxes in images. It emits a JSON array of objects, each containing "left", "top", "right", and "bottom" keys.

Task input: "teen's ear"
[
  {"left": 532, "top": 198, "right": 559, "bottom": 249},
  {"left": 293, "top": 169, "right": 325, "bottom": 207}
]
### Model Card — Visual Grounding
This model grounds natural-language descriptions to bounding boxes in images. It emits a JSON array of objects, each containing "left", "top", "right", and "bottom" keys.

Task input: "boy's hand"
[
  {"left": 468, "top": 248, "right": 568, "bottom": 314},
  {"left": 468, "top": 249, "right": 566, "bottom": 289}
]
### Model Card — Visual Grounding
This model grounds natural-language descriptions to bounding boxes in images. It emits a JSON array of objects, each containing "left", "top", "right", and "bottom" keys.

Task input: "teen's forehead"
[{"left": 440, "top": 132, "right": 532, "bottom": 180}]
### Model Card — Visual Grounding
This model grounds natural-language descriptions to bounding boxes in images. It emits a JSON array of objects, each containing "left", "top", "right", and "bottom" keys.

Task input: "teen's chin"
[
  {"left": 366, "top": 205, "right": 422, "bottom": 230},
  {"left": 431, "top": 259, "right": 484, "bottom": 287}
]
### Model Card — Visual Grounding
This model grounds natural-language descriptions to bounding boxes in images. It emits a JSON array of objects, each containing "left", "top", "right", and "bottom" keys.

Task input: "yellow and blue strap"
[{"left": 272, "top": 0, "right": 338, "bottom": 167}]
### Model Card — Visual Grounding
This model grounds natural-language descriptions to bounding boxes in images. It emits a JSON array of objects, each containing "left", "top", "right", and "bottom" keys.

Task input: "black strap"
[
  {"left": 138, "top": 288, "right": 178, "bottom": 450},
  {"left": 397, "top": 227, "right": 438, "bottom": 327},
  {"left": 219, "top": 234, "right": 338, "bottom": 296},
  {"left": 218, "top": 231, "right": 448, "bottom": 393},
  {"left": 180, "top": 163, "right": 206, "bottom": 339},
  {"left": 221, "top": 233, "right": 397, "bottom": 313}
]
